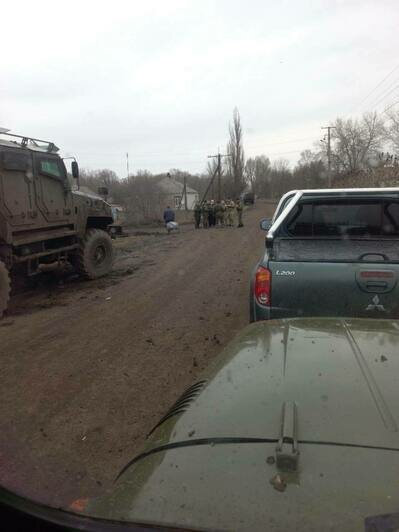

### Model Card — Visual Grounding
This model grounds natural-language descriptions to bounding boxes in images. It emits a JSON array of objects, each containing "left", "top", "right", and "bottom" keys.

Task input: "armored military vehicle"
[{"left": 0, "top": 130, "right": 114, "bottom": 316}]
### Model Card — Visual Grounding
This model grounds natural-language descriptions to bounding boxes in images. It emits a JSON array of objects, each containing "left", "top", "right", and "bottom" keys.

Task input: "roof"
[
  {"left": 157, "top": 176, "right": 198, "bottom": 195},
  {"left": 0, "top": 131, "right": 59, "bottom": 153},
  {"left": 286, "top": 187, "right": 399, "bottom": 195}
]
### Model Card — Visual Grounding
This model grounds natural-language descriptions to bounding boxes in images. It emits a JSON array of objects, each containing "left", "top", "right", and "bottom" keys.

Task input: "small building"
[{"left": 157, "top": 175, "right": 199, "bottom": 210}]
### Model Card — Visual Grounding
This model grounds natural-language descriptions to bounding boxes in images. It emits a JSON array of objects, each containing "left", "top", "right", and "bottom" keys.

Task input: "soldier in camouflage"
[
  {"left": 215, "top": 201, "right": 224, "bottom": 226},
  {"left": 226, "top": 200, "right": 235, "bottom": 227}
]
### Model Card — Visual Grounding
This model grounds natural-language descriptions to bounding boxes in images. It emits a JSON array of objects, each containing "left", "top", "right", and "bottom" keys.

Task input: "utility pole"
[
  {"left": 207, "top": 151, "right": 231, "bottom": 201},
  {"left": 200, "top": 165, "right": 218, "bottom": 204},
  {"left": 183, "top": 175, "right": 188, "bottom": 210},
  {"left": 126, "top": 152, "right": 130, "bottom": 178},
  {"left": 321, "top": 126, "right": 336, "bottom": 187}
]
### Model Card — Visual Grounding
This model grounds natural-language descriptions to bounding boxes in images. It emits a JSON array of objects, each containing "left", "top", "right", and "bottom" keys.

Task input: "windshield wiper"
[{"left": 116, "top": 435, "right": 399, "bottom": 481}]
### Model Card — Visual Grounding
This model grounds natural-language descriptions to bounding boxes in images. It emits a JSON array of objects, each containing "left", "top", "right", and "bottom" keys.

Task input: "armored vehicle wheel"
[
  {"left": 0, "top": 261, "right": 11, "bottom": 317},
  {"left": 76, "top": 229, "right": 114, "bottom": 280}
]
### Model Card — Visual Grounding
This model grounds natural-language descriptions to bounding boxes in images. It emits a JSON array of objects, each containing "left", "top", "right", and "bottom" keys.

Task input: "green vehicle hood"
[
  {"left": 144, "top": 318, "right": 399, "bottom": 450},
  {"left": 85, "top": 318, "right": 399, "bottom": 531}
]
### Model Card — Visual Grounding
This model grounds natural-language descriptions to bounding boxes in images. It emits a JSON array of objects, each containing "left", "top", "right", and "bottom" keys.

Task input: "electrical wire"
[
  {"left": 371, "top": 84, "right": 399, "bottom": 111},
  {"left": 382, "top": 99, "right": 399, "bottom": 113},
  {"left": 351, "top": 62, "right": 399, "bottom": 112},
  {"left": 71, "top": 135, "right": 319, "bottom": 167},
  {"left": 246, "top": 148, "right": 304, "bottom": 157},
  {"left": 367, "top": 76, "right": 399, "bottom": 109}
]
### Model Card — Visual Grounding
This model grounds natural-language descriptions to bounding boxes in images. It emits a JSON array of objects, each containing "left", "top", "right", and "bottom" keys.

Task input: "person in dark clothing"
[
  {"left": 194, "top": 202, "right": 202, "bottom": 229},
  {"left": 202, "top": 201, "right": 209, "bottom": 228},
  {"left": 208, "top": 200, "right": 216, "bottom": 227},
  {"left": 236, "top": 198, "right": 244, "bottom": 227},
  {"left": 163, "top": 206, "right": 175, "bottom": 224}
]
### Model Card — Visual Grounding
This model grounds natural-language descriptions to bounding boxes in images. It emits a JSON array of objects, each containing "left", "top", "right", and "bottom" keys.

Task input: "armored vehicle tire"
[
  {"left": 0, "top": 261, "right": 11, "bottom": 317},
  {"left": 76, "top": 229, "right": 114, "bottom": 280}
]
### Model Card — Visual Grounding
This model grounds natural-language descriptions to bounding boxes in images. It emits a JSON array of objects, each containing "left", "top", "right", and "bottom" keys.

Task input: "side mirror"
[
  {"left": 71, "top": 161, "right": 79, "bottom": 179},
  {"left": 260, "top": 218, "right": 272, "bottom": 231}
]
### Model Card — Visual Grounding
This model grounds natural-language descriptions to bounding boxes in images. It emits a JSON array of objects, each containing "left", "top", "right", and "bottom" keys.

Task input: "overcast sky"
[{"left": 2, "top": 0, "right": 399, "bottom": 176}]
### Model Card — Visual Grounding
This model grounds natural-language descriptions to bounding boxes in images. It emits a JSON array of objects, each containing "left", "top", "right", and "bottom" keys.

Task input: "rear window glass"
[{"left": 285, "top": 201, "right": 399, "bottom": 237}]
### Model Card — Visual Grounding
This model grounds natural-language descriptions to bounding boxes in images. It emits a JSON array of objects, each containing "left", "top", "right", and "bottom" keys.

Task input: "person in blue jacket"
[{"left": 163, "top": 206, "right": 175, "bottom": 226}]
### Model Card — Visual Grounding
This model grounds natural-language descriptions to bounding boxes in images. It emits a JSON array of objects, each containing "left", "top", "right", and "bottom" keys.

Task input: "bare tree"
[
  {"left": 294, "top": 152, "right": 326, "bottom": 189},
  {"left": 385, "top": 109, "right": 399, "bottom": 154},
  {"left": 226, "top": 108, "right": 245, "bottom": 196},
  {"left": 127, "top": 171, "right": 161, "bottom": 221},
  {"left": 245, "top": 158, "right": 256, "bottom": 192},
  {"left": 206, "top": 158, "right": 218, "bottom": 178},
  {"left": 245, "top": 155, "right": 272, "bottom": 197},
  {"left": 79, "top": 168, "right": 123, "bottom": 200},
  {"left": 297, "top": 149, "right": 320, "bottom": 166},
  {"left": 268, "top": 159, "right": 292, "bottom": 199},
  {"left": 327, "top": 112, "right": 386, "bottom": 174}
]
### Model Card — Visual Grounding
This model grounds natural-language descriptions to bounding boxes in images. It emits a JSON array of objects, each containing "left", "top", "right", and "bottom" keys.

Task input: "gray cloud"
[{"left": 2, "top": 0, "right": 399, "bottom": 175}]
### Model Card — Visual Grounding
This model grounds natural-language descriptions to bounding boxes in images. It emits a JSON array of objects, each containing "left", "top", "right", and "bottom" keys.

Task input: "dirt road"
[{"left": 0, "top": 200, "right": 274, "bottom": 508}]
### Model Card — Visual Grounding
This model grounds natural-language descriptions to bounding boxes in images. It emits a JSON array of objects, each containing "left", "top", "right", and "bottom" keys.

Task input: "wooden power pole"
[
  {"left": 207, "top": 151, "right": 231, "bottom": 201},
  {"left": 321, "top": 126, "right": 336, "bottom": 187},
  {"left": 183, "top": 176, "right": 188, "bottom": 210}
]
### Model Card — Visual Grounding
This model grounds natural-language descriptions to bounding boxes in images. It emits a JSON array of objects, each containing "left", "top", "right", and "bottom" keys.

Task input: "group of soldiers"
[{"left": 194, "top": 199, "right": 244, "bottom": 229}]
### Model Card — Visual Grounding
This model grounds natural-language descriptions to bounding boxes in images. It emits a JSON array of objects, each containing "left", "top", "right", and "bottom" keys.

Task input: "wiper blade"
[{"left": 116, "top": 436, "right": 399, "bottom": 482}]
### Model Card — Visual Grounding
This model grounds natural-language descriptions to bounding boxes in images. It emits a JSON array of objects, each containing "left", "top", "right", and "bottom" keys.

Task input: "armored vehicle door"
[{"left": 32, "top": 153, "right": 73, "bottom": 224}]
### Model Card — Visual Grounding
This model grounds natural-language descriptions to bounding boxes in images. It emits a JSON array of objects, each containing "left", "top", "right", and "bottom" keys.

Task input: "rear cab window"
[{"left": 283, "top": 199, "right": 399, "bottom": 237}]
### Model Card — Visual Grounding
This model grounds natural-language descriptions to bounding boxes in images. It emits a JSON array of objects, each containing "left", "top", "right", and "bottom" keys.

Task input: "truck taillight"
[{"left": 254, "top": 266, "right": 271, "bottom": 306}]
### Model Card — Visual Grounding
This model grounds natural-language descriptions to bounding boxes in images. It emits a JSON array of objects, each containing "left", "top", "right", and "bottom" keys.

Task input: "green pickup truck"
[
  {"left": 250, "top": 188, "right": 399, "bottom": 322},
  {"left": 1, "top": 318, "right": 399, "bottom": 531},
  {"left": 81, "top": 318, "right": 399, "bottom": 531}
]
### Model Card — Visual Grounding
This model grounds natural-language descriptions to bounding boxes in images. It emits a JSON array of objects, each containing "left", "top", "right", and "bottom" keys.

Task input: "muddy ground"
[{"left": 0, "top": 200, "right": 275, "bottom": 509}]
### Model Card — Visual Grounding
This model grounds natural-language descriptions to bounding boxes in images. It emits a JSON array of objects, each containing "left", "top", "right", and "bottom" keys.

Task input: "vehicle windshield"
[{"left": 2, "top": 1, "right": 399, "bottom": 531}]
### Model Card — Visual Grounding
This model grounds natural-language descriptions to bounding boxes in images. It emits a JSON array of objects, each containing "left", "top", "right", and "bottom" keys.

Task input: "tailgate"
[{"left": 269, "top": 261, "right": 399, "bottom": 319}]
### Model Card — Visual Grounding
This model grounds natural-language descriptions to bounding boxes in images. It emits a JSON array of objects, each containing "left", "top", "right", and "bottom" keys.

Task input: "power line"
[
  {"left": 383, "top": 99, "right": 399, "bottom": 113},
  {"left": 352, "top": 62, "right": 399, "bottom": 112},
  {"left": 250, "top": 148, "right": 305, "bottom": 156},
  {"left": 371, "top": 84, "right": 399, "bottom": 111},
  {"left": 246, "top": 135, "right": 316, "bottom": 148},
  {"left": 71, "top": 135, "right": 318, "bottom": 159},
  {"left": 366, "top": 76, "right": 399, "bottom": 109}
]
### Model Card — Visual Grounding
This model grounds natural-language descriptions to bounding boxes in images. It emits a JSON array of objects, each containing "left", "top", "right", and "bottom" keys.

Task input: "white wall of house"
[{"left": 171, "top": 192, "right": 199, "bottom": 210}]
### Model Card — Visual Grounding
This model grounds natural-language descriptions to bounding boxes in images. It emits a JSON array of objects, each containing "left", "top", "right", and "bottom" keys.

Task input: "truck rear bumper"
[{"left": 250, "top": 299, "right": 271, "bottom": 322}]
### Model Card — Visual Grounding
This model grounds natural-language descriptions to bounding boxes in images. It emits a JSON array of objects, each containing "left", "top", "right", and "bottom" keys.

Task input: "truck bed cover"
[{"left": 273, "top": 237, "right": 399, "bottom": 262}]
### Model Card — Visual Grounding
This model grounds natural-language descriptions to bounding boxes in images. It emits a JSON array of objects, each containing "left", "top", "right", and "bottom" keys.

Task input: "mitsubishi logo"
[{"left": 366, "top": 295, "right": 386, "bottom": 312}]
